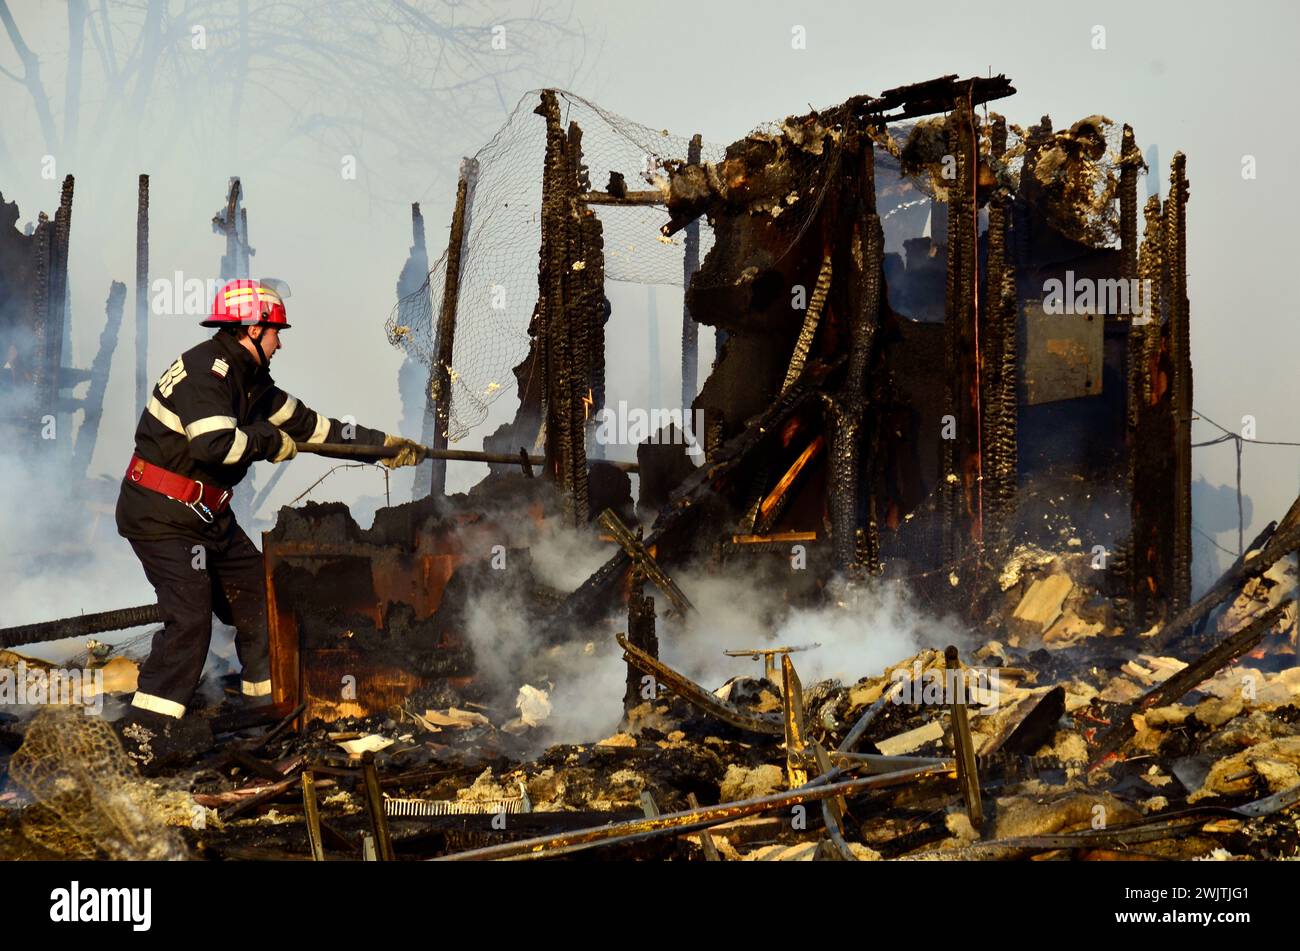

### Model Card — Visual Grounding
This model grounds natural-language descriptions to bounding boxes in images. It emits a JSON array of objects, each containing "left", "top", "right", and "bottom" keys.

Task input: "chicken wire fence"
[
  {"left": 9, "top": 707, "right": 187, "bottom": 860},
  {"left": 386, "top": 89, "right": 1129, "bottom": 442},
  {"left": 385, "top": 89, "right": 729, "bottom": 441}
]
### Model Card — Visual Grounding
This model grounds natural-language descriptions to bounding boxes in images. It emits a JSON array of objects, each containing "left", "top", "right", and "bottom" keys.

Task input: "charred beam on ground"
[
  {"left": 1090, "top": 600, "right": 1293, "bottom": 767},
  {"left": 617, "top": 634, "right": 782, "bottom": 735}
]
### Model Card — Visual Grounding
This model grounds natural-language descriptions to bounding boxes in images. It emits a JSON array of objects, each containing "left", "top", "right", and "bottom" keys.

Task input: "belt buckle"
[{"left": 186, "top": 480, "right": 214, "bottom": 524}]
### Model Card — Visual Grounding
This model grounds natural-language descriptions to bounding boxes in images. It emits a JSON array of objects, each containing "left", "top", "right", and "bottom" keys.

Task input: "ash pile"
[{"left": 4, "top": 73, "right": 1299, "bottom": 861}]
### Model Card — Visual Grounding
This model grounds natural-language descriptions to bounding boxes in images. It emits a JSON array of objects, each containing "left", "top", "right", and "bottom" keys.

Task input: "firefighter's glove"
[
  {"left": 381, "top": 434, "right": 424, "bottom": 469},
  {"left": 270, "top": 429, "right": 298, "bottom": 463}
]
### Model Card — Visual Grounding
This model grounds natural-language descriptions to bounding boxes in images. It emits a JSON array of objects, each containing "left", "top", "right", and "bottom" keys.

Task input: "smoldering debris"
[{"left": 4, "top": 530, "right": 1298, "bottom": 862}]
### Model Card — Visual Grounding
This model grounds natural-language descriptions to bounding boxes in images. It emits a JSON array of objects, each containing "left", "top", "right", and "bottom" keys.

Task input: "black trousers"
[{"left": 127, "top": 524, "right": 270, "bottom": 718}]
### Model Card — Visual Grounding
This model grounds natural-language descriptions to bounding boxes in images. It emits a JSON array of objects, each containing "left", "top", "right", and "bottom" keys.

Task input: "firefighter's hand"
[
  {"left": 270, "top": 429, "right": 298, "bottom": 463},
  {"left": 381, "top": 434, "right": 425, "bottom": 468}
]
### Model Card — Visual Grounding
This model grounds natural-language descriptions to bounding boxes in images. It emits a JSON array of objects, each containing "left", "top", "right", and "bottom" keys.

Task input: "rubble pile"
[{"left": 2, "top": 534, "right": 1296, "bottom": 861}]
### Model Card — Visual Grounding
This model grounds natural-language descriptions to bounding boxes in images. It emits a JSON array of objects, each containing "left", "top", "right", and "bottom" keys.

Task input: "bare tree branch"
[{"left": 0, "top": 0, "right": 60, "bottom": 153}]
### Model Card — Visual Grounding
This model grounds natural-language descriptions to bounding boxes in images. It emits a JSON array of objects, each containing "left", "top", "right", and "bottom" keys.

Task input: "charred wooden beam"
[
  {"left": 30, "top": 176, "right": 73, "bottom": 431},
  {"left": 1089, "top": 600, "right": 1292, "bottom": 767},
  {"left": 48, "top": 175, "right": 73, "bottom": 409},
  {"left": 71, "top": 281, "right": 125, "bottom": 481},
  {"left": 134, "top": 174, "right": 149, "bottom": 418},
  {"left": 0, "top": 602, "right": 160, "bottom": 649},
  {"left": 624, "top": 574, "right": 657, "bottom": 714},
  {"left": 617, "top": 634, "right": 782, "bottom": 735},
  {"left": 681, "top": 133, "right": 703, "bottom": 413},
  {"left": 1118, "top": 125, "right": 1143, "bottom": 281},
  {"left": 575, "top": 128, "right": 607, "bottom": 464},
  {"left": 824, "top": 127, "right": 883, "bottom": 575},
  {"left": 781, "top": 255, "right": 832, "bottom": 394},
  {"left": 28, "top": 213, "right": 52, "bottom": 437},
  {"left": 981, "top": 116, "right": 1018, "bottom": 554},
  {"left": 941, "top": 96, "right": 983, "bottom": 567},
  {"left": 1167, "top": 153, "right": 1193, "bottom": 610},
  {"left": 598, "top": 508, "right": 693, "bottom": 615},
  {"left": 946, "top": 646, "right": 983, "bottom": 829},
  {"left": 839, "top": 681, "right": 904, "bottom": 753},
  {"left": 1125, "top": 194, "right": 1171, "bottom": 626},
  {"left": 684, "top": 793, "right": 721, "bottom": 860},
  {"left": 800, "top": 750, "right": 953, "bottom": 773},
  {"left": 536, "top": 91, "right": 595, "bottom": 525},
  {"left": 562, "top": 362, "right": 836, "bottom": 623},
  {"left": 1147, "top": 495, "right": 1300, "bottom": 653},
  {"left": 578, "top": 190, "right": 665, "bottom": 206},
  {"left": 753, "top": 435, "right": 824, "bottom": 535},
  {"left": 361, "top": 751, "right": 395, "bottom": 861},
  {"left": 216, "top": 177, "right": 242, "bottom": 280},
  {"left": 848, "top": 74, "right": 1016, "bottom": 125},
  {"left": 428, "top": 158, "right": 480, "bottom": 496}
]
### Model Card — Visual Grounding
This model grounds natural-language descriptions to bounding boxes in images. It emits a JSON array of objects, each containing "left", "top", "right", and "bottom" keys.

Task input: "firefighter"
[{"left": 114, "top": 279, "right": 423, "bottom": 766}]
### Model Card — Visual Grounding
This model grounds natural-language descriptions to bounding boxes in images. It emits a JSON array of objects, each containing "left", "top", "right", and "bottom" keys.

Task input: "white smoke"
[{"left": 454, "top": 521, "right": 966, "bottom": 751}]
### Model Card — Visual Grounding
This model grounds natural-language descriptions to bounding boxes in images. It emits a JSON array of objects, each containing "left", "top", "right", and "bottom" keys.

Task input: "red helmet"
[{"left": 202, "top": 279, "right": 291, "bottom": 329}]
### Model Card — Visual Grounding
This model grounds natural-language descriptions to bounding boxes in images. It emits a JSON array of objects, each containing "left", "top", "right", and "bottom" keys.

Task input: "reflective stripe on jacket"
[{"left": 116, "top": 330, "right": 386, "bottom": 540}]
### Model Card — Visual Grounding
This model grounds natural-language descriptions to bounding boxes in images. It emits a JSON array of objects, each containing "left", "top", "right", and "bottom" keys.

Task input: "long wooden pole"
[
  {"left": 428, "top": 158, "right": 479, "bottom": 497},
  {"left": 680, "top": 133, "right": 702, "bottom": 413},
  {"left": 134, "top": 173, "right": 149, "bottom": 417}
]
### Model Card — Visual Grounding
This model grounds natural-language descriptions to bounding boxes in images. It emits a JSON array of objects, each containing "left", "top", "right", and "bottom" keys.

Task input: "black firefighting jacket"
[{"left": 116, "top": 330, "right": 387, "bottom": 541}]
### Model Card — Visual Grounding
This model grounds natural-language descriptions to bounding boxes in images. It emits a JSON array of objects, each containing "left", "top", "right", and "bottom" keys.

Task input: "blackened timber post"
[
  {"left": 825, "top": 124, "right": 883, "bottom": 575},
  {"left": 428, "top": 157, "right": 480, "bottom": 496},
  {"left": 681, "top": 133, "right": 702, "bottom": 414},
  {"left": 1167, "top": 153, "right": 1192, "bottom": 610},
  {"left": 135, "top": 174, "right": 149, "bottom": 418},
  {"left": 942, "top": 94, "right": 982, "bottom": 571}
]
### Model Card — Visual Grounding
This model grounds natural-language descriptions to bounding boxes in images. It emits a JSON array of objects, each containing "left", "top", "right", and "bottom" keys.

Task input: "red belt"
[{"left": 125, "top": 454, "right": 232, "bottom": 524}]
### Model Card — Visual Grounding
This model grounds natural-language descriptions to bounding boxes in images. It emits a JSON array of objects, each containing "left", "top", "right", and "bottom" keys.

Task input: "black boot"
[{"left": 113, "top": 708, "right": 216, "bottom": 774}]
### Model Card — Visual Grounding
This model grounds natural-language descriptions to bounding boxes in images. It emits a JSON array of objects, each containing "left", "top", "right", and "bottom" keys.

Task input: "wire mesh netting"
[
  {"left": 386, "top": 88, "right": 1130, "bottom": 443},
  {"left": 386, "top": 89, "right": 728, "bottom": 441},
  {"left": 9, "top": 707, "right": 188, "bottom": 860}
]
